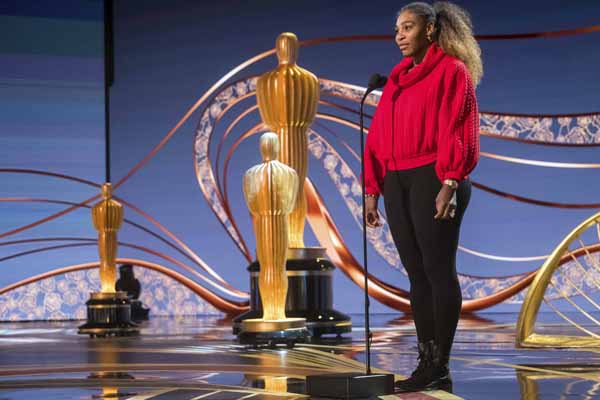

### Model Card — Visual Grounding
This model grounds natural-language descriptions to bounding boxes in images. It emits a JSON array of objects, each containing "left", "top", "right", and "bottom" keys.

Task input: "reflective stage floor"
[{"left": 1, "top": 313, "right": 600, "bottom": 399}]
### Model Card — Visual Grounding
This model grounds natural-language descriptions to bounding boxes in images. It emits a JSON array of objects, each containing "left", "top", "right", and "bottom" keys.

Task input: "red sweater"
[{"left": 364, "top": 43, "right": 479, "bottom": 196}]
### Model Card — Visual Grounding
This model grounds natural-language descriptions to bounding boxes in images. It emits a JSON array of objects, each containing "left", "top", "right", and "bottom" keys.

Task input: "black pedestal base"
[
  {"left": 78, "top": 291, "right": 139, "bottom": 337},
  {"left": 233, "top": 248, "right": 352, "bottom": 338},
  {"left": 238, "top": 327, "right": 310, "bottom": 348},
  {"left": 306, "top": 372, "right": 395, "bottom": 399}
]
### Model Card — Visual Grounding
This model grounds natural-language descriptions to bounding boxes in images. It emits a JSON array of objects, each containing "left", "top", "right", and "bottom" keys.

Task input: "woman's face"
[{"left": 395, "top": 10, "right": 433, "bottom": 58}]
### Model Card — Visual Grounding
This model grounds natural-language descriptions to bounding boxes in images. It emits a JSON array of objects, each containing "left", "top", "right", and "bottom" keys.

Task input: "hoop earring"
[{"left": 427, "top": 33, "right": 432, "bottom": 42}]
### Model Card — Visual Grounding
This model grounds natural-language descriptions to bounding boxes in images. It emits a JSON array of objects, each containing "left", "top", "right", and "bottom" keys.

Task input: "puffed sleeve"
[
  {"left": 364, "top": 100, "right": 387, "bottom": 196},
  {"left": 435, "top": 61, "right": 480, "bottom": 183}
]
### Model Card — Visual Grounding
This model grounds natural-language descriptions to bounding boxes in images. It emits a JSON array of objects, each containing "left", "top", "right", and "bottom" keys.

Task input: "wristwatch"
[{"left": 443, "top": 179, "right": 458, "bottom": 189}]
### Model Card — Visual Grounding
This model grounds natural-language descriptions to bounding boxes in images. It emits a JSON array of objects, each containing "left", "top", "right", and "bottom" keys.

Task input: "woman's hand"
[
  {"left": 434, "top": 185, "right": 457, "bottom": 220},
  {"left": 365, "top": 195, "right": 381, "bottom": 228}
]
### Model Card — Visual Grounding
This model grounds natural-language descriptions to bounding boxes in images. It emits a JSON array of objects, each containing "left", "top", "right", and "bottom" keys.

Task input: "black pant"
[{"left": 383, "top": 162, "right": 471, "bottom": 360}]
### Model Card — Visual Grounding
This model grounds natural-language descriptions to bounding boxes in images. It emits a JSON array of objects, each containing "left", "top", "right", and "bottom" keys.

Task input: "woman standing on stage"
[{"left": 364, "top": 1, "right": 482, "bottom": 393}]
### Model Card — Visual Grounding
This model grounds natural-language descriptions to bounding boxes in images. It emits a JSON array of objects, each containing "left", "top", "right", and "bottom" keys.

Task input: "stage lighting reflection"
[{"left": 517, "top": 365, "right": 600, "bottom": 400}]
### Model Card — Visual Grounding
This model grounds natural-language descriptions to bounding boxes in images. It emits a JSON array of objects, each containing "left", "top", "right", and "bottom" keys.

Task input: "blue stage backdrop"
[
  {"left": 1, "top": 0, "right": 600, "bottom": 320},
  {"left": 0, "top": 1, "right": 105, "bottom": 320}
]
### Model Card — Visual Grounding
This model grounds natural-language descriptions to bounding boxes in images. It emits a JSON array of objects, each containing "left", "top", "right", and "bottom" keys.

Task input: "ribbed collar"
[{"left": 390, "top": 43, "right": 446, "bottom": 88}]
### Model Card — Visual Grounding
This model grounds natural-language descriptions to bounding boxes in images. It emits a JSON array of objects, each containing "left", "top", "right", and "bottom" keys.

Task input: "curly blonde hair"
[{"left": 399, "top": 1, "right": 483, "bottom": 86}]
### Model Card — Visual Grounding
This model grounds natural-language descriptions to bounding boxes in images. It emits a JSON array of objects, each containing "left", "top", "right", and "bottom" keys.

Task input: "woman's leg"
[
  {"left": 408, "top": 164, "right": 471, "bottom": 363},
  {"left": 383, "top": 171, "right": 435, "bottom": 343}
]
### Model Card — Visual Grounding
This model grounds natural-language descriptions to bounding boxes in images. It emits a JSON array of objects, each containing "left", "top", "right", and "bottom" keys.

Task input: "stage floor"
[{"left": 1, "top": 313, "right": 600, "bottom": 399}]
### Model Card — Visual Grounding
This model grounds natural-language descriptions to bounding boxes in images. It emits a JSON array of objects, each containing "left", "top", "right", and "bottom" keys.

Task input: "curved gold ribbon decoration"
[
  {"left": 0, "top": 258, "right": 248, "bottom": 315},
  {"left": 320, "top": 99, "right": 600, "bottom": 147},
  {"left": 0, "top": 237, "right": 245, "bottom": 299},
  {"left": 0, "top": 171, "right": 247, "bottom": 298},
  {"left": 470, "top": 182, "right": 600, "bottom": 209},
  {"left": 304, "top": 178, "right": 539, "bottom": 313},
  {"left": 0, "top": 197, "right": 239, "bottom": 276},
  {"left": 480, "top": 152, "right": 600, "bottom": 169}
]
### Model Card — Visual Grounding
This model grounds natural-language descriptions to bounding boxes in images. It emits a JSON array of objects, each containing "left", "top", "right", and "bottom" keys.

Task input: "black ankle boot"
[
  {"left": 423, "top": 343, "right": 453, "bottom": 392},
  {"left": 394, "top": 339, "right": 435, "bottom": 392}
]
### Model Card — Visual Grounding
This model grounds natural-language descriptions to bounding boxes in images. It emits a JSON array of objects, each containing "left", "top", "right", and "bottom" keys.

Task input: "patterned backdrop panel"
[{"left": 0, "top": 267, "right": 221, "bottom": 321}]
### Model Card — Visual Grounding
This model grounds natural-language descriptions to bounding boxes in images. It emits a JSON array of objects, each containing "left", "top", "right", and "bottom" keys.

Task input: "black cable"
[{"left": 103, "top": 0, "right": 114, "bottom": 183}]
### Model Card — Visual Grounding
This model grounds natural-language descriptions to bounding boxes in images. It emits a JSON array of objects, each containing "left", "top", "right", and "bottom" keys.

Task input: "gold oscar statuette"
[
  {"left": 241, "top": 133, "right": 306, "bottom": 333},
  {"left": 79, "top": 182, "right": 137, "bottom": 337},
  {"left": 92, "top": 183, "right": 123, "bottom": 293},
  {"left": 256, "top": 32, "right": 320, "bottom": 249}
]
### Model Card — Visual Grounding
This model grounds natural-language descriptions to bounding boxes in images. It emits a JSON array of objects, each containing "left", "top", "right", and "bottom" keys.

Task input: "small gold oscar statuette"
[
  {"left": 238, "top": 133, "right": 309, "bottom": 346},
  {"left": 79, "top": 183, "right": 138, "bottom": 337},
  {"left": 256, "top": 32, "right": 319, "bottom": 249},
  {"left": 92, "top": 183, "right": 123, "bottom": 293}
]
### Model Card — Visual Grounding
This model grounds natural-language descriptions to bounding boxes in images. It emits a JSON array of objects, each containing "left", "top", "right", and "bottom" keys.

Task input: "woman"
[{"left": 364, "top": 1, "right": 482, "bottom": 393}]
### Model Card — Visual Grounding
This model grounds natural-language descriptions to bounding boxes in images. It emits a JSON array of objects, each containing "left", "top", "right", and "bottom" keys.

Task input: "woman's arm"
[
  {"left": 363, "top": 100, "right": 387, "bottom": 227},
  {"left": 435, "top": 61, "right": 480, "bottom": 184},
  {"left": 433, "top": 61, "right": 479, "bottom": 219},
  {"left": 364, "top": 102, "right": 387, "bottom": 196}
]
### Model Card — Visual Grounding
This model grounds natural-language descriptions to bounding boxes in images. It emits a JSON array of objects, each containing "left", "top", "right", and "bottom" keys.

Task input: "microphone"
[{"left": 367, "top": 73, "right": 387, "bottom": 91}]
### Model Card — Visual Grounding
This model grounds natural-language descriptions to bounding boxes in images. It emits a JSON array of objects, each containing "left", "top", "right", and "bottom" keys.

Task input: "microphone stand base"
[{"left": 306, "top": 372, "right": 395, "bottom": 399}]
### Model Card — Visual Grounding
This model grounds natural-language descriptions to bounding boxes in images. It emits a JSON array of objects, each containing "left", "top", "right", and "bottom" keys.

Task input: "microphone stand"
[
  {"left": 360, "top": 87, "right": 373, "bottom": 375},
  {"left": 306, "top": 82, "right": 394, "bottom": 399}
]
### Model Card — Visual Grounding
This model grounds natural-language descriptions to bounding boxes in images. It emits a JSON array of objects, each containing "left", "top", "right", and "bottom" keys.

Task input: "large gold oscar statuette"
[
  {"left": 256, "top": 32, "right": 319, "bottom": 249},
  {"left": 239, "top": 133, "right": 308, "bottom": 345},
  {"left": 92, "top": 183, "right": 123, "bottom": 293},
  {"left": 78, "top": 183, "right": 138, "bottom": 337}
]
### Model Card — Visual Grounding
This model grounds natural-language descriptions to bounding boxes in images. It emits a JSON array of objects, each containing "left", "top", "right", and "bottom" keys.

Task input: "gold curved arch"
[{"left": 516, "top": 211, "right": 600, "bottom": 347}]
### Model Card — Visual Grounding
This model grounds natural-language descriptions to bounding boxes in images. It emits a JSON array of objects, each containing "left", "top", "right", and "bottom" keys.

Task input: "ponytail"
[{"left": 434, "top": 2, "right": 482, "bottom": 86}]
